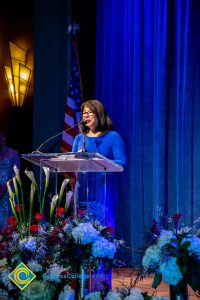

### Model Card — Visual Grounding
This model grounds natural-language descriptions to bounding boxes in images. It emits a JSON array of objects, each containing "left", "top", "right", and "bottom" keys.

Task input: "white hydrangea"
[
  {"left": 72, "top": 223, "right": 100, "bottom": 245},
  {"left": 124, "top": 288, "right": 144, "bottom": 300},
  {"left": 157, "top": 230, "right": 174, "bottom": 248},
  {"left": 58, "top": 284, "right": 75, "bottom": 300},
  {"left": 0, "top": 269, "right": 10, "bottom": 286},
  {"left": 152, "top": 297, "right": 169, "bottom": 300},
  {"left": 181, "top": 235, "right": 200, "bottom": 258},
  {"left": 159, "top": 257, "right": 182, "bottom": 285},
  {"left": 105, "top": 290, "right": 122, "bottom": 300},
  {"left": 0, "top": 258, "right": 7, "bottom": 267},
  {"left": 19, "top": 236, "right": 37, "bottom": 252},
  {"left": 142, "top": 245, "right": 160, "bottom": 269},
  {"left": 0, "top": 269, "right": 14, "bottom": 290},
  {"left": 177, "top": 226, "right": 192, "bottom": 234},
  {"left": 84, "top": 291, "right": 102, "bottom": 300},
  {"left": 44, "top": 263, "right": 65, "bottom": 282},
  {"left": 27, "top": 259, "right": 42, "bottom": 272},
  {"left": 92, "top": 237, "right": 116, "bottom": 259}
]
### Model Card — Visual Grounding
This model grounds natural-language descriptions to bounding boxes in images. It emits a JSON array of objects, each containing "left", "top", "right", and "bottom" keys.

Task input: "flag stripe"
[{"left": 61, "top": 39, "right": 83, "bottom": 153}]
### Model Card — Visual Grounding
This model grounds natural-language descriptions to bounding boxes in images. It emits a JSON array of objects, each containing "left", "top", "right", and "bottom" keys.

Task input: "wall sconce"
[{"left": 4, "top": 41, "right": 32, "bottom": 107}]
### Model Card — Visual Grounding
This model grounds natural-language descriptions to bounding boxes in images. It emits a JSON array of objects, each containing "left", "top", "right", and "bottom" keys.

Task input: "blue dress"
[
  {"left": 0, "top": 149, "right": 20, "bottom": 230},
  {"left": 72, "top": 131, "right": 127, "bottom": 229}
]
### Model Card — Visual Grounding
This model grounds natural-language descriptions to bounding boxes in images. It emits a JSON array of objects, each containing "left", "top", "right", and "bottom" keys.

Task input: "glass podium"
[{"left": 22, "top": 152, "right": 123, "bottom": 224}]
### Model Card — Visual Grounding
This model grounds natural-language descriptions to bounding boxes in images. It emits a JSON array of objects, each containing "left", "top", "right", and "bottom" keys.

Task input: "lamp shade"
[{"left": 4, "top": 41, "right": 32, "bottom": 106}]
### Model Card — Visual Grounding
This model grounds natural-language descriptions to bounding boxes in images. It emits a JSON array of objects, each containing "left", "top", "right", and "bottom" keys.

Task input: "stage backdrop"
[{"left": 95, "top": 0, "right": 200, "bottom": 264}]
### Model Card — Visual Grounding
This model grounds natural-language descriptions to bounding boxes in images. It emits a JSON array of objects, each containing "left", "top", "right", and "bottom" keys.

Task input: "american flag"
[{"left": 60, "top": 39, "right": 83, "bottom": 153}]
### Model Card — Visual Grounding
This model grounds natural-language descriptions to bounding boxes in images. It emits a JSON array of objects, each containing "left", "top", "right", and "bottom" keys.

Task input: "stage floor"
[{"left": 112, "top": 268, "right": 199, "bottom": 299}]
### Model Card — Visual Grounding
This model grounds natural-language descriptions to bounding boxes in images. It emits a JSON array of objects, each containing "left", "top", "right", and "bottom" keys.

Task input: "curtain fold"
[{"left": 95, "top": 0, "right": 200, "bottom": 265}]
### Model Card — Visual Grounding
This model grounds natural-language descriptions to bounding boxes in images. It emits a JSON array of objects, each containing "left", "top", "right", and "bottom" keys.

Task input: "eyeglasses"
[{"left": 82, "top": 111, "right": 94, "bottom": 117}]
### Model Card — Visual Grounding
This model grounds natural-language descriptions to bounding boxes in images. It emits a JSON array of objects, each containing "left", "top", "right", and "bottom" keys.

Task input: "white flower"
[
  {"left": 43, "top": 167, "right": 50, "bottom": 188},
  {"left": 50, "top": 194, "right": 59, "bottom": 210},
  {"left": 25, "top": 169, "right": 37, "bottom": 186},
  {"left": 125, "top": 288, "right": 144, "bottom": 300},
  {"left": 0, "top": 268, "right": 14, "bottom": 291},
  {"left": 142, "top": 245, "right": 160, "bottom": 269},
  {"left": 66, "top": 190, "right": 73, "bottom": 211},
  {"left": 27, "top": 260, "right": 42, "bottom": 272},
  {"left": 7, "top": 181, "right": 14, "bottom": 198},
  {"left": 72, "top": 223, "right": 100, "bottom": 245},
  {"left": 44, "top": 263, "right": 65, "bottom": 282},
  {"left": 92, "top": 237, "right": 116, "bottom": 259},
  {"left": 0, "top": 258, "right": 7, "bottom": 267},
  {"left": 84, "top": 291, "right": 102, "bottom": 300},
  {"left": 0, "top": 269, "right": 10, "bottom": 286},
  {"left": 157, "top": 230, "right": 174, "bottom": 248},
  {"left": 58, "top": 284, "right": 75, "bottom": 300},
  {"left": 105, "top": 290, "right": 121, "bottom": 300},
  {"left": 177, "top": 226, "right": 192, "bottom": 234},
  {"left": 59, "top": 179, "right": 70, "bottom": 199},
  {"left": 124, "top": 288, "right": 144, "bottom": 300},
  {"left": 152, "top": 297, "right": 169, "bottom": 300},
  {"left": 159, "top": 257, "right": 182, "bottom": 285},
  {"left": 13, "top": 165, "right": 20, "bottom": 182}
]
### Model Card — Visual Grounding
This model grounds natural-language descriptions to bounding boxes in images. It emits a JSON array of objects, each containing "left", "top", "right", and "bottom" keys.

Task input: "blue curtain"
[{"left": 95, "top": 0, "right": 200, "bottom": 265}]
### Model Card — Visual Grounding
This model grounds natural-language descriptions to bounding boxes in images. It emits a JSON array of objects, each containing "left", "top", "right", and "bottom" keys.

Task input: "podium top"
[{"left": 21, "top": 152, "right": 124, "bottom": 173}]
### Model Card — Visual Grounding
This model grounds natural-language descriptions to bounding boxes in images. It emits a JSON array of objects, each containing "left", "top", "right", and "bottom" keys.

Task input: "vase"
[{"left": 169, "top": 278, "right": 189, "bottom": 300}]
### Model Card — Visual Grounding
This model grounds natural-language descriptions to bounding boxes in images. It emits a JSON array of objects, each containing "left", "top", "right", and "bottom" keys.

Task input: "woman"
[
  {"left": 0, "top": 133, "right": 20, "bottom": 230},
  {"left": 72, "top": 100, "right": 127, "bottom": 229}
]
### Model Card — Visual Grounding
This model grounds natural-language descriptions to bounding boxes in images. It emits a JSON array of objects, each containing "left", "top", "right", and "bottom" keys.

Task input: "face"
[
  {"left": 0, "top": 134, "right": 6, "bottom": 148},
  {"left": 82, "top": 106, "right": 96, "bottom": 130}
]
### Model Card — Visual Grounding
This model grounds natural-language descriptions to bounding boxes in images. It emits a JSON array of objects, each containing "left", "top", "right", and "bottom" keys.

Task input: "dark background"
[{"left": 0, "top": 0, "right": 96, "bottom": 155}]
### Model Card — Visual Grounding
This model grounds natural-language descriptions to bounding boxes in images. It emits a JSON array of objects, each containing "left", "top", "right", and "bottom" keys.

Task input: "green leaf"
[
  {"left": 179, "top": 264, "right": 187, "bottom": 274},
  {"left": 181, "top": 241, "right": 191, "bottom": 250},
  {"left": 152, "top": 271, "right": 162, "bottom": 289},
  {"left": 143, "top": 296, "right": 152, "bottom": 300}
]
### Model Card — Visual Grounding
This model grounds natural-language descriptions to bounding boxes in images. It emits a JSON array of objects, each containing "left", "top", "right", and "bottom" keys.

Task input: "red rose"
[
  {"left": 15, "top": 204, "right": 23, "bottom": 212},
  {"left": 70, "top": 279, "right": 76, "bottom": 289},
  {"left": 30, "top": 224, "right": 39, "bottom": 233},
  {"left": 35, "top": 213, "right": 44, "bottom": 221},
  {"left": 60, "top": 270, "right": 69, "bottom": 282},
  {"left": 7, "top": 216, "right": 17, "bottom": 227},
  {"left": 2, "top": 226, "right": 10, "bottom": 235},
  {"left": 56, "top": 207, "right": 65, "bottom": 218},
  {"left": 101, "top": 226, "right": 114, "bottom": 234},
  {"left": 50, "top": 228, "right": 62, "bottom": 245}
]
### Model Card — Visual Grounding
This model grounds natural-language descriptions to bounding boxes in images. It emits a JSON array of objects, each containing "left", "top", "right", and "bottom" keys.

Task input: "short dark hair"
[{"left": 80, "top": 100, "right": 113, "bottom": 134}]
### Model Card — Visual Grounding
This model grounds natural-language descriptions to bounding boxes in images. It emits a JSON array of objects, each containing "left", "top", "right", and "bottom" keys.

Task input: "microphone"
[{"left": 34, "top": 120, "right": 87, "bottom": 152}]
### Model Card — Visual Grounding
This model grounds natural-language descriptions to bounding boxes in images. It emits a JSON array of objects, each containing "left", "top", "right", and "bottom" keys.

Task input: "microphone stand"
[
  {"left": 34, "top": 121, "right": 86, "bottom": 152},
  {"left": 78, "top": 123, "right": 86, "bottom": 152}
]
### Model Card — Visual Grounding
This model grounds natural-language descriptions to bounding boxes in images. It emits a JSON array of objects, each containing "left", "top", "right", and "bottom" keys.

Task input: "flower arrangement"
[
  {"left": 0, "top": 166, "right": 122, "bottom": 300},
  {"left": 141, "top": 212, "right": 200, "bottom": 297}
]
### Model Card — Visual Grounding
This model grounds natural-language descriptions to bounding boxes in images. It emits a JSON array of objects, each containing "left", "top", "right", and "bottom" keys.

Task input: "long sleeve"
[{"left": 111, "top": 132, "right": 127, "bottom": 167}]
